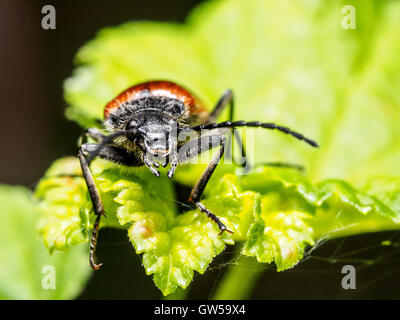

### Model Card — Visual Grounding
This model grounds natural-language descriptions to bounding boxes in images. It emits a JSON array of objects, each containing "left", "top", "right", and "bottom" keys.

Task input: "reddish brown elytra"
[
  {"left": 104, "top": 80, "right": 209, "bottom": 125},
  {"left": 78, "top": 80, "right": 318, "bottom": 270}
]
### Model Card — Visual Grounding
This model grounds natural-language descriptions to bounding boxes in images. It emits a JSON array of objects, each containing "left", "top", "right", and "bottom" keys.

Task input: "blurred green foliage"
[
  {"left": 64, "top": 0, "right": 400, "bottom": 183},
  {"left": 0, "top": 185, "right": 91, "bottom": 299},
  {"left": 32, "top": 0, "right": 400, "bottom": 296}
]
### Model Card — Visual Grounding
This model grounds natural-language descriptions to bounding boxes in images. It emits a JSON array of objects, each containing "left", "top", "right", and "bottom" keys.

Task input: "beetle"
[{"left": 78, "top": 80, "right": 318, "bottom": 270}]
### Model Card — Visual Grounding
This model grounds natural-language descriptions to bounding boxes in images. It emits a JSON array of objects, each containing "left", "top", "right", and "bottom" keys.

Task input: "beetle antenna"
[
  {"left": 86, "top": 130, "right": 128, "bottom": 164},
  {"left": 186, "top": 121, "right": 319, "bottom": 148}
]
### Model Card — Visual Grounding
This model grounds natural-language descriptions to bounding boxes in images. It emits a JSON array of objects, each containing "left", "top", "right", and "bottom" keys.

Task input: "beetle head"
[
  {"left": 105, "top": 97, "right": 185, "bottom": 159},
  {"left": 127, "top": 111, "right": 179, "bottom": 158}
]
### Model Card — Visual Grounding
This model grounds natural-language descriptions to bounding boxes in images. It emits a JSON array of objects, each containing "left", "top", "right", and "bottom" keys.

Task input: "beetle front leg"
[
  {"left": 79, "top": 140, "right": 145, "bottom": 270},
  {"left": 179, "top": 133, "right": 233, "bottom": 235},
  {"left": 85, "top": 127, "right": 107, "bottom": 142},
  {"left": 78, "top": 148, "right": 105, "bottom": 270},
  {"left": 79, "top": 127, "right": 107, "bottom": 147}
]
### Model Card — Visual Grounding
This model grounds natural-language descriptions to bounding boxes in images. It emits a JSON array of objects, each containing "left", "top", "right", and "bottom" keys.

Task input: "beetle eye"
[
  {"left": 165, "top": 102, "right": 184, "bottom": 116},
  {"left": 127, "top": 120, "right": 138, "bottom": 130}
]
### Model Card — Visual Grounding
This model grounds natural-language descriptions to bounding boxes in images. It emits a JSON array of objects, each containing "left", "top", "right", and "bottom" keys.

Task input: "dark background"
[{"left": 1, "top": 0, "right": 399, "bottom": 299}]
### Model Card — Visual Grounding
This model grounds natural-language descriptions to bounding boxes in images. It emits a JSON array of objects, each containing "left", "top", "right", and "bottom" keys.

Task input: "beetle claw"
[{"left": 218, "top": 228, "right": 234, "bottom": 236}]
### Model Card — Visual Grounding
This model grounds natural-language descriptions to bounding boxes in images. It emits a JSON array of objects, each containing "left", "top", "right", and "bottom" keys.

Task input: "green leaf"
[
  {"left": 36, "top": 160, "right": 400, "bottom": 295},
  {"left": 240, "top": 167, "right": 400, "bottom": 270},
  {"left": 36, "top": 0, "right": 400, "bottom": 295},
  {"left": 0, "top": 185, "right": 91, "bottom": 299},
  {"left": 35, "top": 158, "right": 92, "bottom": 252}
]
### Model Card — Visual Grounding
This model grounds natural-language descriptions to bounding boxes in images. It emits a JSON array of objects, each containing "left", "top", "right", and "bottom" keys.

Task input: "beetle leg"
[
  {"left": 206, "top": 90, "right": 234, "bottom": 123},
  {"left": 204, "top": 89, "right": 248, "bottom": 169},
  {"left": 78, "top": 148, "right": 105, "bottom": 271},
  {"left": 86, "top": 127, "right": 106, "bottom": 142},
  {"left": 178, "top": 133, "right": 233, "bottom": 235},
  {"left": 79, "top": 140, "right": 144, "bottom": 270},
  {"left": 78, "top": 127, "right": 106, "bottom": 147},
  {"left": 82, "top": 143, "right": 143, "bottom": 167}
]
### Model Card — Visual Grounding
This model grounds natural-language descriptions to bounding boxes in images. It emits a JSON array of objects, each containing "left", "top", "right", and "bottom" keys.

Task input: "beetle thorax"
[{"left": 104, "top": 96, "right": 186, "bottom": 131}]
